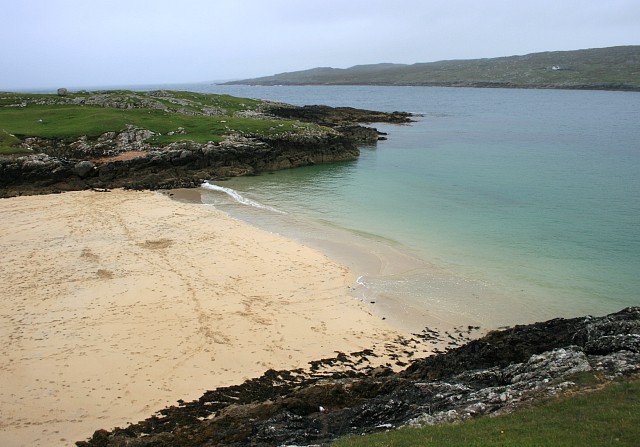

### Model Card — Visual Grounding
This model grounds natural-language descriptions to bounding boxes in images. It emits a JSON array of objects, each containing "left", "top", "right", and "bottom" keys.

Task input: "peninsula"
[
  {"left": 0, "top": 90, "right": 412, "bottom": 197},
  {"left": 225, "top": 45, "right": 640, "bottom": 91}
]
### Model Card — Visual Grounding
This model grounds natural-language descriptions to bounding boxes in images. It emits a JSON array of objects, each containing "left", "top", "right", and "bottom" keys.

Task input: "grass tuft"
[{"left": 0, "top": 129, "right": 31, "bottom": 154}]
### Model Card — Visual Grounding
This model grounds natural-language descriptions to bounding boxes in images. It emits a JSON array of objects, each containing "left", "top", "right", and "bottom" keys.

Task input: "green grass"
[
  {"left": 162, "top": 91, "right": 261, "bottom": 114},
  {"left": 334, "top": 377, "right": 640, "bottom": 447},
  {"left": 0, "top": 129, "right": 31, "bottom": 154},
  {"left": 0, "top": 98, "right": 321, "bottom": 146}
]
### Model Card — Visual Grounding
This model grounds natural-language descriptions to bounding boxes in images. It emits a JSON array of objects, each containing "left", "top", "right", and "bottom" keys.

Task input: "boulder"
[{"left": 73, "top": 160, "right": 94, "bottom": 178}]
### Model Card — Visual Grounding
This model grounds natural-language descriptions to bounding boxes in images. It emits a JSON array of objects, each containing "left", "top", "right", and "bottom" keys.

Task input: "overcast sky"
[{"left": 2, "top": 0, "right": 639, "bottom": 90}]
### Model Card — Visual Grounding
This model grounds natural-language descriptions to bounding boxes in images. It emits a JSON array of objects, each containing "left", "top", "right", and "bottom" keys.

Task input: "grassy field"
[
  {"left": 0, "top": 90, "right": 261, "bottom": 114},
  {"left": 0, "top": 90, "right": 322, "bottom": 153},
  {"left": 334, "top": 377, "right": 640, "bottom": 447},
  {"left": 0, "top": 105, "right": 317, "bottom": 143}
]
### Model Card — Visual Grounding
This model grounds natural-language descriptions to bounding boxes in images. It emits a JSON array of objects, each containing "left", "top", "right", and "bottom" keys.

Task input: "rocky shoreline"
[
  {"left": 0, "top": 130, "right": 360, "bottom": 196},
  {"left": 77, "top": 307, "right": 640, "bottom": 446},
  {"left": 0, "top": 95, "right": 412, "bottom": 198}
]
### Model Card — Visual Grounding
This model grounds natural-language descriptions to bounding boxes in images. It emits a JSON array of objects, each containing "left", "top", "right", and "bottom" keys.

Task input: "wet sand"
[{"left": 0, "top": 189, "right": 446, "bottom": 446}]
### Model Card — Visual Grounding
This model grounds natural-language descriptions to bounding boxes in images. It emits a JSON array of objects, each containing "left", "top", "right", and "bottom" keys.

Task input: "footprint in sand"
[
  {"left": 138, "top": 238, "right": 174, "bottom": 249},
  {"left": 96, "top": 269, "right": 114, "bottom": 279},
  {"left": 80, "top": 248, "right": 100, "bottom": 262}
]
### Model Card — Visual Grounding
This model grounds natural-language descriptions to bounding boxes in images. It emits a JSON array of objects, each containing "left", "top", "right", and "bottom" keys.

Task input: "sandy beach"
[{"left": 0, "top": 189, "right": 441, "bottom": 446}]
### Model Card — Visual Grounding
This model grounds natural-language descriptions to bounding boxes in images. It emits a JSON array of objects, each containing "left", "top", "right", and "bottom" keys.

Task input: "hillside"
[{"left": 225, "top": 46, "right": 640, "bottom": 91}]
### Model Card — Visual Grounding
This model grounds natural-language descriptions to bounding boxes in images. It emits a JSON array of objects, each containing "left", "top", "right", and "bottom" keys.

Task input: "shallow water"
[{"left": 178, "top": 85, "right": 639, "bottom": 330}]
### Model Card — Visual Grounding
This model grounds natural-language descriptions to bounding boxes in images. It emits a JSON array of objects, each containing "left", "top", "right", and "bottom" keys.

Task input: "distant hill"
[{"left": 225, "top": 46, "right": 640, "bottom": 91}]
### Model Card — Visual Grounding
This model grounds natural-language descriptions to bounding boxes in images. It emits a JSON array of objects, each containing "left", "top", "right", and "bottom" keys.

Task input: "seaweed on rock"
[{"left": 77, "top": 307, "right": 640, "bottom": 447}]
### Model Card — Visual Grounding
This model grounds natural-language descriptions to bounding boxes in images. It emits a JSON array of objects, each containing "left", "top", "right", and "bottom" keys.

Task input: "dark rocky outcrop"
[
  {"left": 261, "top": 104, "right": 412, "bottom": 145},
  {"left": 263, "top": 104, "right": 413, "bottom": 127},
  {"left": 76, "top": 307, "right": 640, "bottom": 447},
  {"left": 0, "top": 132, "right": 359, "bottom": 197}
]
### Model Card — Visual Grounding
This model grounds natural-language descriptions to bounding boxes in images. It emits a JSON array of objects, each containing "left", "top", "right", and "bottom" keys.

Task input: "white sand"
[{"left": 0, "top": 190, "right": 421, "bottom": 446}]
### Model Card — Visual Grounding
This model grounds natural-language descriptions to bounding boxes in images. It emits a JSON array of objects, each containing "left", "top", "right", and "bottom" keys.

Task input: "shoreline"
[
  {"left": 170, "top": 186, "right": 479, "bottom": 333},
  {"left": 0, "top": 189, "right": 463, "bottom": 447},
  {"left": 195, "top": 182, "right": 549, "bottom": 333}
]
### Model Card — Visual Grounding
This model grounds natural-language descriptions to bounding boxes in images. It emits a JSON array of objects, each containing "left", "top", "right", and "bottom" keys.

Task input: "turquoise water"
[{"left": 189, "top": 85, "right": 639, "bottom": 328}]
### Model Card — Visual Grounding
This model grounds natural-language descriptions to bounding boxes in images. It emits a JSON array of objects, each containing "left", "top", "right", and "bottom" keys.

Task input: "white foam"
[{"left": 201, "top": 181, "right": 286, "bottom": 214}]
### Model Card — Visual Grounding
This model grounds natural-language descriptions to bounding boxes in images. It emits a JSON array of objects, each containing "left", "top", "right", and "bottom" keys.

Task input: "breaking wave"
[{"left": 201, "top": 181, "right": 286, "bottom": 214}]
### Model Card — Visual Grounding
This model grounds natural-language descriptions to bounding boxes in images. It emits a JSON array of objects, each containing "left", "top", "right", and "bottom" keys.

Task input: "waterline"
[
  {"left": 191, "top": 85, "right": 639, "bottom": 330},
  {"left": 199, "top": 181, "right": 548, "bottom": 332},
  {"left": 201, "top": 181, "right": 286, "bottom": 214}
]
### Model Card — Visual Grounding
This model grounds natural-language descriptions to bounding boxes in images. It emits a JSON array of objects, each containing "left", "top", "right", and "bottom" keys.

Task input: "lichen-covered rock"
[{"left": 115, "top": 125, "right": 157, "bottom": 146}]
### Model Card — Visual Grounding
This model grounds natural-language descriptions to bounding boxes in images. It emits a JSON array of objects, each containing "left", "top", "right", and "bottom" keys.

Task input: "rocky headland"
[
  {"left": 76, "top": 307, "right": 640, "bottom": 446},
  {"left": 0, "top": 90, "right": 413, "bottom": 198}
]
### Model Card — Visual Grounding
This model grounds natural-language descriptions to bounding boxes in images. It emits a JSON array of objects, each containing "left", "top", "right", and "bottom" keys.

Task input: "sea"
[{"left": 131, "top": 84, "right": 640, "bottom": 329}]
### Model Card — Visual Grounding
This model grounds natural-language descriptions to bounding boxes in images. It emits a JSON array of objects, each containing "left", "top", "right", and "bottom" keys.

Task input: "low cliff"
[
  {"left": 0, "top": 130, "right": 360, "bottom": 197},
  {"left": 77, "top": 307, "right": 640, "bottom": 446}
]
